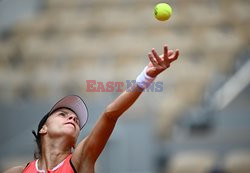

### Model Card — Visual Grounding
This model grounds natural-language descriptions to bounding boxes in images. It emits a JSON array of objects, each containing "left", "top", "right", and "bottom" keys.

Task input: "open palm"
[{"left": 146, "top": 44, "right": 179, "bottom": 77}]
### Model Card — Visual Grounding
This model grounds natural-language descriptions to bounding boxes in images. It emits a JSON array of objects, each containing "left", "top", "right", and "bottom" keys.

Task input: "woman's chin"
[{"left": 62, "top": 128, "right": 77, "bottom": 138}]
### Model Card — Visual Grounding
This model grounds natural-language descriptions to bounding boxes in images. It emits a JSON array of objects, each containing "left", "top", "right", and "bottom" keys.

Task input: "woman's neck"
[{"left": 39, "top": 137, "right": 73, "bottom": 171}]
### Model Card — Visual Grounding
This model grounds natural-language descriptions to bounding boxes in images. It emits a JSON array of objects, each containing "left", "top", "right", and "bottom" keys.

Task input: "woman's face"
[{"left": 41, "top": 108, "right": 80, "bottom": 144}]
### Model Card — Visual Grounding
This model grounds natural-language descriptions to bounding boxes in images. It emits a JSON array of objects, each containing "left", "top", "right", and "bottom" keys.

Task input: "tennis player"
[{"left": 4, "top": 44, "right": 179, "bottom": 173}]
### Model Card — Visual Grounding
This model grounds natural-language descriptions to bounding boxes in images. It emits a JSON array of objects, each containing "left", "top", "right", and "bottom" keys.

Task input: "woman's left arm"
[{"left": 72, "top": 44, "right": 179, "bottom": 170}]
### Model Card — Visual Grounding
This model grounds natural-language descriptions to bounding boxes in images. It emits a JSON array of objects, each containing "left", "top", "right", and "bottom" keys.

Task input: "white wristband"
[{"left": 136, "top": 66, "right": 156, "bottom": 89}]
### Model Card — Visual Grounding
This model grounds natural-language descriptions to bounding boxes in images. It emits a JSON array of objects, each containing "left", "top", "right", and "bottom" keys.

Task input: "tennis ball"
[{"left": 154, "top": 3, "right": 172, "bottom": 21}]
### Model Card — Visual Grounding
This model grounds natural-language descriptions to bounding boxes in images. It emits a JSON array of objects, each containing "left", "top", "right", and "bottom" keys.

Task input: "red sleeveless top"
[{"left": 22, "top": 154, "right": 77, "bottom": 173}]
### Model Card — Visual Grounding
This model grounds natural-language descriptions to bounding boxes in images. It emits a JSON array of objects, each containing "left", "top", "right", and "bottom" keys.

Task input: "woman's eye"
[{"left": 59, "top": 113, "right": 66, "bottom": 116}]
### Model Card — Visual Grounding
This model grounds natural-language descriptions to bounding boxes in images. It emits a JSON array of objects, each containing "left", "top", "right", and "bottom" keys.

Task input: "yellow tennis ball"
[{"left": 154, "top": 3, "right": 172, "bottom": 21}]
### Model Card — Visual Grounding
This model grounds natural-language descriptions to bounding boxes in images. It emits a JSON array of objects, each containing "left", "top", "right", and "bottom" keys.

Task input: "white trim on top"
[{"left": 35, "top": 158, "right": 65, "bottom": 172}]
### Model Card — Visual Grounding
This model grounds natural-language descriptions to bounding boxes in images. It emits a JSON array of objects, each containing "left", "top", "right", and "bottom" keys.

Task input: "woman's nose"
[{"left": 68, "top": 115, "right": 76, "bottom": 122}]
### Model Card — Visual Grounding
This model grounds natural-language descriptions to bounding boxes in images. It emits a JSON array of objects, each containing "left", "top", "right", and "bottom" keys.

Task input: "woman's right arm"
[{"left": 3, "top": 166, "right": 24, "bottom": 173}]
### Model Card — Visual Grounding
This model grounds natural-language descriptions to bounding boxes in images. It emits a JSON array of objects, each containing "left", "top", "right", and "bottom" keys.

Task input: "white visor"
[{"left": 49, "top": 95, "right": 88, "bottom": 129}]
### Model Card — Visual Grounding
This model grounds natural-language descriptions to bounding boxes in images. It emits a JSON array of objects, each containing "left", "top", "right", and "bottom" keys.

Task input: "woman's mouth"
[{"left": 65, "top": 122, "right": 75, "bottom": 128}]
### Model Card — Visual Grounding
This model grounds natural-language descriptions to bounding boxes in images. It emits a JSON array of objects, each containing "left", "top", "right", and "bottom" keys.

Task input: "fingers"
[
  {"left": 164, "top": 44, "right": 168, "bottom": 58},
  {"left": 169, "top": 49, "right": 179, "bottom": 63},
  {"left": 163, "top": 45, "right": 170, "bottom": 65},
  {"left": 152, "top": 48, "right": 162, "bottom": 64},
  {"left": 168, "top": 50, "right": 174, "bottom": 56},
  {"left": 149, "top": 45, "right": 179, "bottom": 68},
  {"left": 148, "top": 53, "right": 158, "bottom": 66}
]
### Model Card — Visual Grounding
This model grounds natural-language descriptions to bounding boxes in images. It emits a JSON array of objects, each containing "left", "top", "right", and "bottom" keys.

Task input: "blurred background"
[{"left": 0, "top": 0, "right": 250, "bottom": 172}]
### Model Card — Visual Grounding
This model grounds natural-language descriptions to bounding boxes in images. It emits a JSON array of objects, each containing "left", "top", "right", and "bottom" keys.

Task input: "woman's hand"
[{"left": 146, "top": 44, "right": 179, "bottom": 78}]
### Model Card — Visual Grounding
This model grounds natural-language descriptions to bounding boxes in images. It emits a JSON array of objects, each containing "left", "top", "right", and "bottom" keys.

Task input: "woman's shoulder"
[{"left": 3, "top": 165, "right": 25, "bottom": 173}]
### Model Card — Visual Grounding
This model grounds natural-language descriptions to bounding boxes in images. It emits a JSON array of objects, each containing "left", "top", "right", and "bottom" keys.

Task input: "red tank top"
[{"left": 22, "top": 154, "right": 77, "bottom": 173}]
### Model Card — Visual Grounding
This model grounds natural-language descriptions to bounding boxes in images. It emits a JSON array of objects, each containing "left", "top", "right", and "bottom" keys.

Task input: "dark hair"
[{"left": 32, "top": 112, "right": 50, "bottom": 159}]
